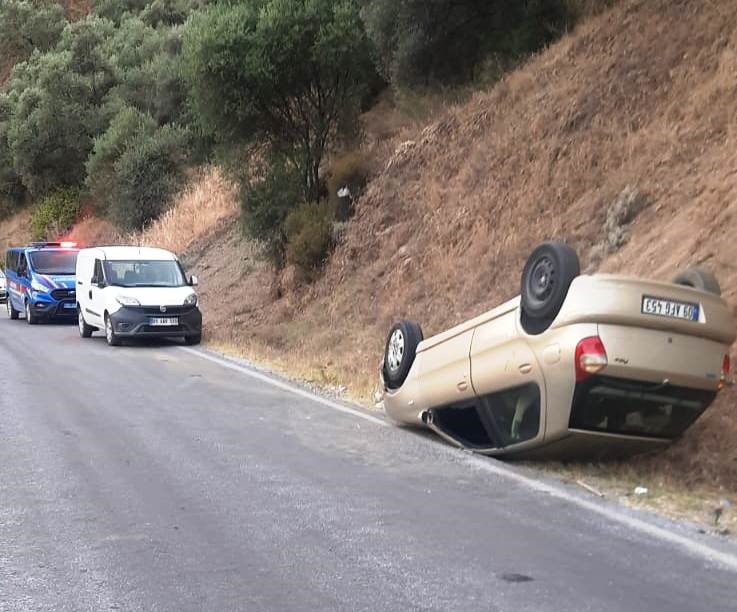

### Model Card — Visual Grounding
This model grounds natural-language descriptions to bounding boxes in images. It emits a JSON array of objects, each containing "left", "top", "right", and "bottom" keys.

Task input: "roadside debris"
[
  {"left": 634, "top": 486, "right": 649, "bottom": 496},
  {"left": 575, "top": 480, "right": 604, "bottom": 497}
]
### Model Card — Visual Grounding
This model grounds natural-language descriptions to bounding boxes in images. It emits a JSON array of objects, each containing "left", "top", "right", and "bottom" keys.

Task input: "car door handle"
[
  {"left": 457, "top": 380, "right": 468, "bottom": 392},
  {"left": 88, "top": 290, "right": 92, "bottom": 299},
  {"left": 518, "top": 363, "right": 533, "bottom": 374}
]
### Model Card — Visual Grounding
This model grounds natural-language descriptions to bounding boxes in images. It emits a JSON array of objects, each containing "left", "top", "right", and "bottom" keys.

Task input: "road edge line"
[{"left": 179, "top": 345, "right": 737, "bottom": 573}]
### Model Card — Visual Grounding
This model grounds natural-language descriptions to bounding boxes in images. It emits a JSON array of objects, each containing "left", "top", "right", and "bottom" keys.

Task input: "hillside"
[{"left": 184, "top": 0, "right": 737, "bottom": 492}]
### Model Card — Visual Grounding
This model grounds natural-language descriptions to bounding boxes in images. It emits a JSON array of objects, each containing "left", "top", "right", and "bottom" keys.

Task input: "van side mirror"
[{"left": 190, "top": 275, "right": 198, "bottom": 286}]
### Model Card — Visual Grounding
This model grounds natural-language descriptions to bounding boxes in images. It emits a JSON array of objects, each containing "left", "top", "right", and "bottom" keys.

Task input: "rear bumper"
[{"left": 109, "top": 306, "right": 202, "bottom": 338}]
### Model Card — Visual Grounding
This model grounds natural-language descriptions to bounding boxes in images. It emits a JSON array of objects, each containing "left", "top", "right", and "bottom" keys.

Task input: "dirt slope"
[{"left": 194, "top": 0, "right": 737, "bottom": 488}]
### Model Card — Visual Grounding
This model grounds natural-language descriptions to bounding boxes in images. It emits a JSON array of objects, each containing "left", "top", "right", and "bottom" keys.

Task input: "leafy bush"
[
  {"left": 284, "top": 200, "right": 335, "bottom": 281},
  {"left": 361, "top": 0, "right": 574, "bottom": 88},
  {"left": 0, "top": 0, "right": 66, "bottom": 62},
  {"left": 326, "top": 151, "right": 371, "bottom": 221},
  {"left": 30, "top": 187, "right": 82, "bottom": 240},
  {"left": 240, "top": 156, "right": 304, "bottom": 265},
  {"left": 109, "top": 124, "right": 189, "bottom": 230}
]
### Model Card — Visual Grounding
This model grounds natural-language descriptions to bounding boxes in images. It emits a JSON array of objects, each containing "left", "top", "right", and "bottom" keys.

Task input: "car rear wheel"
[
  {"left": 7, "top": 299, "right": 19, "bottom": 320},
  {"left": 25, "top": 301, "right": 38, "bottom": 325},
  {"left": 105, "top": 314, "right": 121, "bottom": 346},
  {"left": 383, "top": 319, "right": 423, "bottom": 390},
  {"left": 78, "top": 308, "right": 94, "bottom": 338},
  {"left": 672, "top": 266, "right": 721, "bottom": 296},
  {"left": 520, "top": 240, "right": 580, "bottom": 334}
]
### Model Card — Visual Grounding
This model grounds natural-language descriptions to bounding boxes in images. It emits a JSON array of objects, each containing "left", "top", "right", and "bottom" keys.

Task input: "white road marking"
[
  {"left": 178, "top": 346, "right": 387, "bottom": 427},
  {"left": 179, "top": 345, "right": 737, "bottom": 572}
]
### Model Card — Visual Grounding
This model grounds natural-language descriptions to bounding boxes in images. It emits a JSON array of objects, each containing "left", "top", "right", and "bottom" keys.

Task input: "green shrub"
[
  {"left": 109, "top": 124, "right": 188, "bottom": 230},
  {"left": 240, "top": 156, "right": 304, "bottom": 265},
  {"left": 30, "top": 187, "right": 82, "bottom": 240},
  {"left": 284, "top": 200, "right": 335, "bottom": 281},
  {"left": 327, "top": 151, "right": 370, "bottom": 221}
]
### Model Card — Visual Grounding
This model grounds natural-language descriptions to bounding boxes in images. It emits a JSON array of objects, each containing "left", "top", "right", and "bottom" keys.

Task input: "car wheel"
[
  {"left": 78, "top": 308, "right": 93, "bottom": 338},
  {"left": 184, "top": 334, "right": 202, "bottom": 346},
  {"left": 8, "top": 299, "right": 19, "bottom": 320},
  {"left": 105, "top": 314, "right": 121, "bottom": 346},
  {"left": 25, "top": 301, "right": 38, "bottom": 325},
  {"left": 520, "top": 240, "right": 580, "bottom": 333},
  {"left": 382, "top": 319, "right": 423, "bottom": 390},
  {"left": 672, "top": 266, "right": 721, "bottom": 296}
]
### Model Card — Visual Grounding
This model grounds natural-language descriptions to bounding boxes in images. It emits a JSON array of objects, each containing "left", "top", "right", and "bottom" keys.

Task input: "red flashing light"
[{"left": 575, "top": 336, "right": 608, "bottom": 381}]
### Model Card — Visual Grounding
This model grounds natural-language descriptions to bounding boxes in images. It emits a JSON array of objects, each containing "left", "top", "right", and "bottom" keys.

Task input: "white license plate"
[
  {"left": 148, "top": 317, "right": 179, "bottom": 327},
  {"left": 642, "top": 296, "right": 699, "bottom": 321},
  {"left": 63, "top": 302, "right": 76, "bottom": 309}
]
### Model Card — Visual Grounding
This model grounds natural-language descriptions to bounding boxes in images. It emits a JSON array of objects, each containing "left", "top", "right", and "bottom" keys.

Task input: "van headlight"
[
  {"left": 31, "top": 279, "right": 49, "bottom": 294},
  {"left": 184, "top": 293, "right": 198, "bottom": 307},
  {"left": 116, "top": 295, "right": 141, "bottom": 307}
]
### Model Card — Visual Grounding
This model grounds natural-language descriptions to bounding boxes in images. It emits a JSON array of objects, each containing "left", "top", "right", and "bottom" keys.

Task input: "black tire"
[
  {"left": 672, "top": 266, "right": 721, "bottom": 296},
  {"left": 382, "top": 319, "right": 423, "bottom": 390},
  {"left": 105, "top": 313, "right": 121, "bottom": 346},
  {"left": 78, "top": 307, "right": 94, "bottom": 338},
  {"left": 184, "top": 334, "right": 202, "bottom": 346},
  {"left": 520, "top": 241, "right": 580, "bottom": 332},
  {"left": 8, "top": 299, "right": 19, "bottom": 320},
  {"left": 25, "top": 301, "right": 38, "bottom": 325}
]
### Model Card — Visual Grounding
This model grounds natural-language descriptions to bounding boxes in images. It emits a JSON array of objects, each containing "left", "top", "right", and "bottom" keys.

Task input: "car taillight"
[
  {"left": 719, "top": 354, "right": 731, "bottom": 390},
  {"left": 575, "top": 336, "right": 608, "bottom": 381}
]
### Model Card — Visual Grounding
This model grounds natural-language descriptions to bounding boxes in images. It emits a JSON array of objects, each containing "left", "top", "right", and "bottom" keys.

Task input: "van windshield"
[
  {"left": 29, "top": 250, "right": 78, "bottom": 275},
  {"left": 104, "top": 260, "right": 187, "bottom": 288}
]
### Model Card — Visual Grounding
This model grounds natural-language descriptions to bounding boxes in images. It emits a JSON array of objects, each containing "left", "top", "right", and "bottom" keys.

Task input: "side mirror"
[{"left": 190, "top": 275, "right": 199, "bottom": 286}]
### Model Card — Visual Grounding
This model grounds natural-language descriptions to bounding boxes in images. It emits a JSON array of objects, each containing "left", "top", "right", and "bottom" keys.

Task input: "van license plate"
[
  {"left": 642, "top": 296, "right": 699, "bottom": 321},
  {"left": 149, "top": 317, "right": 179, "bottom": 326}
]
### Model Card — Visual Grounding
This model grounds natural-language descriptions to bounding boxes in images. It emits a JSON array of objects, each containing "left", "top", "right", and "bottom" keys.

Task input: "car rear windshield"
[
  {"left": 104, "top": 260, "right": 186, "bottom": 288},
  {"left": 29, "top": 250, "right": 78, "bottom": 275},
  {"left": 570, "top": 376, "right": 716, "bottom": 439}
]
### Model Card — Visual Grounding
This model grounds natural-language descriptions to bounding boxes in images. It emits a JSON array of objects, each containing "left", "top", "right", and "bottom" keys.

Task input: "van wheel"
[
  {"left": 25, "top": 301, "right": 38, "bottom": 325},
  {"left": 521, "top": 241, "right": 580, "bottom": 334},
  {"left": 673, "top": 266, "right": 721, "bottom": 296},
  {"left": 105, "top": 314, "right": 121, "bottom": 346},
  {"left": 78, "top": 308, "right": 93, "bottom": 338},
  {"left": 382, "top": 319, "right": 423, "bottom": 390},
  {"left": 184, "top": 334, "right": 201, "bottom": 346},
  {"left": 8, "top": 299, "right": 19, "bottom": 320}
]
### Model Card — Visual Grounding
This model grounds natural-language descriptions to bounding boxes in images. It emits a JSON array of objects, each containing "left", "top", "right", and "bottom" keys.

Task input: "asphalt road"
[{"left": 1, "top": 317, "right": 736, "bottom": 612}]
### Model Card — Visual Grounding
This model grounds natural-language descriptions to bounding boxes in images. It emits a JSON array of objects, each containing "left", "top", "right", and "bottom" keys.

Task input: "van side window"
[
  {"left": 17, "top": 254, "right": 28, "bottom": 277},
  {"left": 92, "top": 259, "right": 104, "bottom": 284},
  {"left": 478, "top": 384, "right": 541, "bottom": 446},
  {"left": 5, "top": 251, "right": 17, "bottom": 272}
]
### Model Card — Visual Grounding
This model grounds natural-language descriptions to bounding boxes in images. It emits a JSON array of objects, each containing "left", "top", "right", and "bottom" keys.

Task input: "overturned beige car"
[{"left": 380, "top": 242, "right": 735, "bottom": 459}]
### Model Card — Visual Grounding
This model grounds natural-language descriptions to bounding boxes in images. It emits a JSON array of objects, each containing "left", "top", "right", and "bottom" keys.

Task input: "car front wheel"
[
  {"left": 25, "top": 301, "right": 38, "bottom": 325},
  {"left": 78, "top": 308, "right": 94, "bottom": 338},
  {"left": 8, "top": 299, "right": 19, "bottom": 320},
  {"left": 105, "top": 314, "right": 121, "bottom": 346}
]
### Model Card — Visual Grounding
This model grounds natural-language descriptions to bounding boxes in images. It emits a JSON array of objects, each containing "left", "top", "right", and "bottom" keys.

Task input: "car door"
[
  {"left": 14, "top": 253, "right": 30, "bottom": 310},
  {"left": 469, "top": 309, "right": 547, "bottom": 451},
  {"left": 86, "top": 258, "right": 107, "bottom": 327}
]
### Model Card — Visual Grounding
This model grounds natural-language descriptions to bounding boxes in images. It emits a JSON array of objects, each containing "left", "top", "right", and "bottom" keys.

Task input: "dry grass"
[
  {"left": 182, "top": 0, "right": 737, "bottom": 502},
  {"left": 0, "top": 209, "right": 32, "bottom": 252},
  {"left": 128, "top": 167, "right": 239, "bottom": 254}
]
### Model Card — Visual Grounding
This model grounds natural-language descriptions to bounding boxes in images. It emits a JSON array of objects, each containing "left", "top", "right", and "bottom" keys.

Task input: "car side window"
[
  {"left": 92, "top": 259, "right": 104, "bottom": 285},
  {"left": 478, "top": 383, "right": 541, "bottom": 446}
]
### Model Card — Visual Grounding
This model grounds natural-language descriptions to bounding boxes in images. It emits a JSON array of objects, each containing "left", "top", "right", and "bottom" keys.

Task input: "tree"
[
  {"left": 360, "top": 0, "right": 572, "bottom": 87},
  {"left": 182, "top": 0, "right": 375, "bottom": 202},
  {"left": 0, "top": 0, "right": 66, "bottom": 62}
]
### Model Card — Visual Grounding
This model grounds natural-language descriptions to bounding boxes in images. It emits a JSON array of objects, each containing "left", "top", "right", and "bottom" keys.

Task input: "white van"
[{"left": 76, "top": 246, "right": 202, "bottom": 346}]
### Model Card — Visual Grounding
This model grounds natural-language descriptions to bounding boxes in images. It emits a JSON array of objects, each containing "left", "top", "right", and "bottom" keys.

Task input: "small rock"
[{"left": 634, "top": 486, "right": 648, "bottom": 496}]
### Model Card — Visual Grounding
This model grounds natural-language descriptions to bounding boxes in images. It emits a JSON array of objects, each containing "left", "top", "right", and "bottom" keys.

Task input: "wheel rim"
[
  {"left": 527, "top": 256, "right": 556, "bottom": 304},
  {"left": 386, "top": 329, "right": 405, "bottom": 373},
  {"left": 106, "top": 317, "right": 113, "bottom": 343}
]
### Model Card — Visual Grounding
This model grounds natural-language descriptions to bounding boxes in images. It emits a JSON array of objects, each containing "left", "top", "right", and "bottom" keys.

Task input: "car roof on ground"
[{"left": 80, "top": 246, "right": 177, "bottom": 261}]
